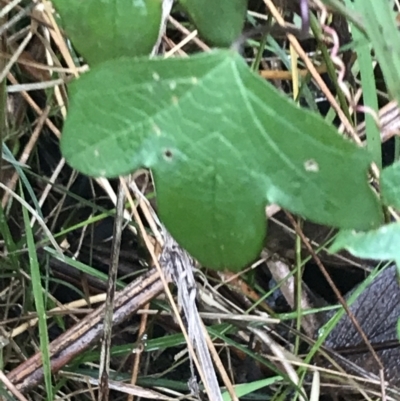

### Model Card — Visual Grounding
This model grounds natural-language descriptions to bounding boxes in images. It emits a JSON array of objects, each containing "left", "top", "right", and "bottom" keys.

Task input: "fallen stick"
[{"left": 7, "top": 267, "right": 164, "bottom": 393}]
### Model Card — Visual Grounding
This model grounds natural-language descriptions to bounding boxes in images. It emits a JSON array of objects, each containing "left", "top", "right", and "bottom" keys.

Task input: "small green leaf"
[
  {"left": 221, "top": 377, "right": 282, "bottom": 401},
  {"left": 330, "top": 223, "right": 400, "bottom": 266},
  {"left": 381, "top": 161, "right": 400, "bottom": 209},
  {"left": 61, "top": 50, "right": 383, "bottom": 270},
  {"left": 53, "top": 0, "right": 163, "bottom": 65},
  {"left": 179, "top": 0, "right": 247, "bottom": 47}
]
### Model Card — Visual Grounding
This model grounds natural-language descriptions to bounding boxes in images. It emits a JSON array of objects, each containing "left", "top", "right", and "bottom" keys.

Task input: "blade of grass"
[
  {"left": 2, "top": 144, "right": 43, "bottom": 218},
  {"left": 221, "top": 377, "right": 282, "bottom": 401},
  {"left": 20, "top": 185, "right": 53, "bottom": 400},
  {"left": 0, "top": 204, "right": 19, "bottom": 270},
  {"left": 353, "top": 0, "right": 400, "bottom": 104},
  {"left": 43, "top": 247, "right": 126, "bottom": 289},
  {"left": 345, "top": 0, "right": 381, "bottom": 169}
]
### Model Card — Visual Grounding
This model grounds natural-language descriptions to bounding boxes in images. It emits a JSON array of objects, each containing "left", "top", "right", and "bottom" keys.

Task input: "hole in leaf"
[{"left": 163, "top": 149, "right": 173, "bottom": 161}]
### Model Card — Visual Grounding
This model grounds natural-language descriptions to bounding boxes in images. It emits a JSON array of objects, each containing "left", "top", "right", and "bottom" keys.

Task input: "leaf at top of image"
[
  {"left": 52, "top": 0, "right": 163, "bottom": 66},
  {"left": 60, "top": 50, "right": 383, "bottom": 271},
  {"left": 179, "top": 0, "right": 247, "bottom": 47}
]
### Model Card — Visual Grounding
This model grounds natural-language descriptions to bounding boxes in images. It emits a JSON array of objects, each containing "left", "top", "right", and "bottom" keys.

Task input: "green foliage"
[
  {"left": 57, "top": 1, "right": 397, "bottom": 272},
  {"left": 352, "top": 0, "right": 400, "bottom": 104},
  {"left": 61, "top": 50, "right": 383, "bottom": 270},
  {"left": 221, "top": 377, "right": 282, "bottom": 401},
  {"left": 329, "top": 160, "right": 400, "bottom": 266},
  {"left": 52, "top": 0, "right": 163, "bottom": 65},
  {"left": 21, "top": 189, "right": 53, "bottom": 400},
  {"left": 330, "top": 223, "right": 400, "bottom": 266},
  {"left": 381, "top": 161, "right": 400, "bottom": 209},
  {"left": 179, "top": 0, "right": 247, "bottom": 47}
]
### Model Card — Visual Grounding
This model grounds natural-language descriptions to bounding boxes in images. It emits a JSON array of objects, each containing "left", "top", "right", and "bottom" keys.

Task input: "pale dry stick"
[
  {"left": 338, "top": 86, "right": 363, "bottom": 137},
  {"left": 0, "top": 52, "right": 88, "bottom": 74},
  {"left": 0, "top": 3, "right": 32, "bottom": 36},
  {"left": 263, "top": 0, "right": 356, "bottom": 137},
  {"left": 160, "top": 234, "right": 227, "bottom": 401},
  {"left": 310, "top": 370, "right": 320, "bottom": 401},
  {"left": 71, "top": 214, "right": 89, "bottom": 261},
  {"left": 264, "top": 354, "right": 385, "bottom": 400},
  {"left": 119, "top": 179, "right": 216, "bottom": 401},
  {"left": 0, "top": 278, "right": 19, "bottom": 300},
  {"left": 61, "top": 371, "right": 173, "bottom": 400},
  {"left": 266, "top": 204, "right": 281, "bottom": 218},
  {"left": 29, "top": 158, "right": 65, "bottom": 227},
  {"left": 97, "top": 177, "right": 137, "bottom": 235},
  {"left": 129, "top": 180, "right": 163, "bottom": 245},
  {"left": 200, "top": 318, "right": 238, "bottom": 401},
  {"left": 214, "top": 261, "right": 257, "bottom": 291},
  {"left": 290, "top": 43, "right": 300, "bottom": 100},
  {"left": 265, "top": 254, "right": 319, "bottom": 337},
  {"left": 9, "top": 293, "right": 108, "bottom": 338},
  {"left": 7, "top": 72, "right": 61, "bottom": 137},
  {"left": 39, "top": 1, "right": 79, "bottom": 78},
  {"left": 168, "top": 15, "right": 210, "bottom": 51},
  {"left": 1, "top": 105, "right": 50, "bottom": 208},
  {"left": 0, "top": 182, "right": 62, "bottom": 253},
  {"left": 248, "top": 10, "right": 269, "bottom": 21},
  {"left": 37, "top": 6, "right": 68, "bottom": 119},
  {"left": 165, "top": 30, "right": 199, "bottom": 58},
  {"left": 249, "top": 326, "right": 308, "bottom": 401},
  {"left": 45, "top": 168, "right": 79, "bottom": 235},
  {"left": 127, "top": 303, "right": 150, "bottom": 401},
  {"left": 98, "top": 185, "right": 125, "bottom": 401},
  {"left": 130, "top": 182, "right": 238, "bottom": 401},
  {"left": 6, "top": 78, "right": 68, "bottom": 92},
  {"left": 7, "top": 25, "right": 30, "bottom": 45},
  {"left": 0, "top": 30, "right": 32, "bottom": 82},
  {"left": 163, "top": 37, "right": 187, "bottom": 57},
  {"left": 0, "top": 370, "right": 29, "bottom": 401},
  {"left": 0, "top": 0, "right": 24, "bottom": 19}
]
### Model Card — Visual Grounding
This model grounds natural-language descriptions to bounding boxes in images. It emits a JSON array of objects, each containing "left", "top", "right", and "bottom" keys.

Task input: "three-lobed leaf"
[
  {"left": 61, "top": 50, "right": 383, "bottom": 271},
  {"left": 52, "top": 0, "right": 163, "bottom": 66}
]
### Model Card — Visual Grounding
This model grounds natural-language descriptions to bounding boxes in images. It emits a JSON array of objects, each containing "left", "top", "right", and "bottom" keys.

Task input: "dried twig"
[{"left": 7, "top": 267, "right": 165, "bottom": 393}]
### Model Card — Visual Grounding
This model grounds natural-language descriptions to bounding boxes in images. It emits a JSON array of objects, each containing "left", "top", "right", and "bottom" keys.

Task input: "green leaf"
[
  {"left": 381, "top": 161, "right": 400, "bottom": 209},
  {"left": 397, "top": 318, "right": 400, "bottom": 342},
  {"left": 221, "top": 377, "right": 282, "bottom": 401},
  {"left": 53, "top": 0, "right": 163, "bottom": 65},
  {"left": 179, "top": 0, "right": 247, "bottom": 47},
  {"left": 61, "top": 50, "right": 383, "bottom": 271},
  {"left": 21, "top": 188, "right": 53, "bottom": 399},
  {"left": 352, "top": 0, "right": 400, "bottom": 103},
  {"left": 330, "top": 223, "right": 400, "bottom": 266}
]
